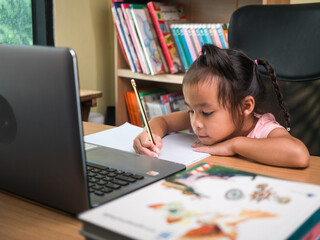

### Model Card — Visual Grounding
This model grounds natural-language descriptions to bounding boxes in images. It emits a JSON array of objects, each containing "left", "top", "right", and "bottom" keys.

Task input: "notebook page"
[{"left": 84, "top": 122, "right": 209, "bottom": 166}]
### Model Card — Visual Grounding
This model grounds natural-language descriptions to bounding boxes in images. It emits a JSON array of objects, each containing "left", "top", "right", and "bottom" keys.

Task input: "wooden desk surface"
[{"left": 1, "top": 122, "right": 319, "bottom": 239}]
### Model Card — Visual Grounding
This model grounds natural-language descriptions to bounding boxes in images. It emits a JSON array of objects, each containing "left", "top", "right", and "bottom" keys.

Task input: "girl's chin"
[{"left": 198, "top": 138, "right": 215, "bottom": 146}]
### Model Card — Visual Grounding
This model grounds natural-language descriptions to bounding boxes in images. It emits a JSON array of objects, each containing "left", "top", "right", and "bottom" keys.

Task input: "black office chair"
[{"left": 228, "top": 3, "right": 320, "bottom": 156}]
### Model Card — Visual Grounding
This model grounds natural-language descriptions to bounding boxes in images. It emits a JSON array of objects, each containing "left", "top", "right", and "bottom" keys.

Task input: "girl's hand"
[
  {"left": 192, "top": 139, "right": 236, "bottom": 156},
  {"left": 133, "top": 131, "right": 162, "bottom": 157}
]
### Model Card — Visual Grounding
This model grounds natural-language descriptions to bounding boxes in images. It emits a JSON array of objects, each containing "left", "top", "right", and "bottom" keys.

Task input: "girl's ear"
[{"left": 241, "top": 96, "right": 255, "bottom": 117}]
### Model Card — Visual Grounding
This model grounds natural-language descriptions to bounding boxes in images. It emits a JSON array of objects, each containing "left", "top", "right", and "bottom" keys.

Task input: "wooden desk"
[
  {"left": 0, "top": 122, "right": 319, "bottom": 240},
  {"left": 80, "top": 89, "right": 103, "bottom": 122}
]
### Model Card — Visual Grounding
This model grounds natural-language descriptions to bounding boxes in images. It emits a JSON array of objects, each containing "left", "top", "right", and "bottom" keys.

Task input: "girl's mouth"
[{"left": 197, "top": 135, "right": 208, "bottom": 139}]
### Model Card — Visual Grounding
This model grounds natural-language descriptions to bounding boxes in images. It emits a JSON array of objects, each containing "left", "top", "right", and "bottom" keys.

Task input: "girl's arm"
[
  {"left": 193, "top": 128, "right": 310, "bottom": 168},
  {"left": 133, "top": 110, "right": 191, "bottom": 157}
]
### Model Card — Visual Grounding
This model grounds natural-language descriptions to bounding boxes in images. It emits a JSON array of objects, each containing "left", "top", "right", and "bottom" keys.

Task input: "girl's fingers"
[{"left": 133, "top": 132, "right": 161, "bottom": 157}]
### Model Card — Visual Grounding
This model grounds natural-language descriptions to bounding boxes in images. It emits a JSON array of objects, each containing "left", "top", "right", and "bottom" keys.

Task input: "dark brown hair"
[{"left": 183, "top": 44, "right": 290, "bottom": 130}]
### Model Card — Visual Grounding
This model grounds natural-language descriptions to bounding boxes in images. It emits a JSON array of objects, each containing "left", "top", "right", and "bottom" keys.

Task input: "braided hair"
[
  {"left": 183, "top": 44, "right": 291, "bottom": 131},
  {"left": 254, "top": 59, "right": 291, "bottom": 131}
]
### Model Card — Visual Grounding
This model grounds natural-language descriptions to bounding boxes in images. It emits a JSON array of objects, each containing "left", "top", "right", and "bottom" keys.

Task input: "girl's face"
[{"left": 183, "top": 81, "right": 237, "bottom": 145}]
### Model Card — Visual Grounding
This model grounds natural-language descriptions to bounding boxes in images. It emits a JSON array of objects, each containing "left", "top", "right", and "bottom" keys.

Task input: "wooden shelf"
[{"left": 117, "top": 69, "right": 184, "bottom": 84}]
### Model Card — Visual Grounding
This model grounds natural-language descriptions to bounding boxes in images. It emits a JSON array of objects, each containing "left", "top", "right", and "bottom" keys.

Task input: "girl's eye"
[
  {"left": 202, "top": 111, "right": 213, "bottom": 116},
  {"left": 187, "top": 110, "right": 194, "bottom": 114}
]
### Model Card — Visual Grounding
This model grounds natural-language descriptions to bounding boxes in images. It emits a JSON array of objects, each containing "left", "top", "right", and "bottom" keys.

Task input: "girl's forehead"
[
  {"left": 183, "top": 80, "right": 218, "bottom": 93},
  {"left": 183, "top": 81, "right": 219, "bottom": 106}
]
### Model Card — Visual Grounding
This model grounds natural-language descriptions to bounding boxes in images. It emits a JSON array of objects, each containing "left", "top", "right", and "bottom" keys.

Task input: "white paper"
[{"left": 84, "top": 122, "right": 209, "bottom": 166}]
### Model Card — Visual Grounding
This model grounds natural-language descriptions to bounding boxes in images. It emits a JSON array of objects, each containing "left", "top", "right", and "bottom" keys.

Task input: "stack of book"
[
  {"left": 111, "top": 1, "right": 229, "bottom": 75},
  {"left": 112, "top": 1, "right": 186, "bottom": 74},
  {"left": 79, "top": 162, "right": 320, "bottom": 240},
  {"left": 170, "top": 23, "right": 228, "bottom": 71},
  {"left": 125, "top": 89, "right": 187, "bottom": 127}
]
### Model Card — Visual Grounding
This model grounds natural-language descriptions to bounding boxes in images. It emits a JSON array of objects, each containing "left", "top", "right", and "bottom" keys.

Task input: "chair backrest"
[{"left": 228, "top": 3, "right": 320, "bottom": 156}]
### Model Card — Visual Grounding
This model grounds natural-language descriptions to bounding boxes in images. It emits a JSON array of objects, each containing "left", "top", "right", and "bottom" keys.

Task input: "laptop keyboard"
[{"left": 86, "top": 162, "right": 144, "bottom": 197}]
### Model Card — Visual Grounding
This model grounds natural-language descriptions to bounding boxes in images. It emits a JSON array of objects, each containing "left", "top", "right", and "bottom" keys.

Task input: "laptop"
[{"left": 0, "top": 44, "right": 185, "bottom": 215}]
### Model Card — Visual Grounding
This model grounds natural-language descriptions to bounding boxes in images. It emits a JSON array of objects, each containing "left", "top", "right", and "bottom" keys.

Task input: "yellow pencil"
[{"left": 131, "top": 79, "right": 155, "bottom": 145}]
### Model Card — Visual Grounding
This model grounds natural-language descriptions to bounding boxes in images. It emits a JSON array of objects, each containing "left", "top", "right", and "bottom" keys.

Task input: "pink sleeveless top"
[{"left": 247, "top": 113, "right": 284, "bottom": 139}]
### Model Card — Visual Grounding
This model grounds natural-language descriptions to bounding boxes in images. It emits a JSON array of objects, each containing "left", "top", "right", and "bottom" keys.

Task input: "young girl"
[{"left": 133, "top": 44, "right": 310, "bottom": 168}]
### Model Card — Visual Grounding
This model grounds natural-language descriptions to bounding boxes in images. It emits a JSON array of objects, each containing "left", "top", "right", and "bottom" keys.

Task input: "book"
[
  {"left": 111, "top": 4, "right": 131, "bottom": 70},
  {"left": 216, "top": 23, "right": 228, "bottom": 49},
  {"left": 194, "top": 24, "right": 205, "bottom": 48},
  {"left": 160, "top": 91, "right": 187, "bottom": 114},
  {"left": 79, "top": 162, "right": 320, "bottom": 240},
  {"left": 130, "top": 4, "right": 166, "bottom": 75},
  {"left": 206, "top": 23, "right": 217, "bottom": 47},
  {"left": 121, "top": 3, "right": 150, "bottom": 74},
  {"left": 210, "top": 23, "right": 223, "bottom": 49},
  {"left": 181, "top": 25, "right": 197, "bottom": 62},
  {"left": 147, "top": 2, "right": 186, "bottom": 74},
  {"left": 167, "top": 91, "right": 187, "bottom": 112},
  {"left": 170, "top": 23, "right": 229, "bottom": 66},
  {"left": 124, "top": 90, "right": 135, "bottom": 126},
  {"left": 160, "top": 93, "right": 171, "bottom": 114},
  {"left": 112, "top": 3, "right": 137, "bottom": 72},
  {"left": 222, "top": 23, "right": 229, "bottom": 48},
  {"left": 178, "top": 25, "right": 193, "bottom": 67},
  {"left": 170, "top": 24, "right": 189, "bottom": 72},
  {"left": 201, "top": 24, "right": 213, "bottom": 44},
  {"left": 116, "top": 3, "right": 142, "bottom": 72},
  {"left": 125, "top": 91, "right": 143, "bottom": 127},
  {"left": 139, "top": 88, "right": 167, "bottom": 121},
  {"left": 143, "top": 7, "right": 169, "bottom": 73},
  {"left": 189, "top": 24, "right": 202, "bottom": 56}
]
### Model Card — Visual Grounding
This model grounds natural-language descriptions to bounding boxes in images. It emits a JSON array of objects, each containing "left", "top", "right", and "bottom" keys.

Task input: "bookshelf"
[{"left": 114, "top": 0, "right": 289, "bottom": 126}]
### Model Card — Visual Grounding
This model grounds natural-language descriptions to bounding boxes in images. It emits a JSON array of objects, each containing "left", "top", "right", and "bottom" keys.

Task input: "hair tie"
[{"left": 254, "top": 59, "right": 258, "bottom": 66}]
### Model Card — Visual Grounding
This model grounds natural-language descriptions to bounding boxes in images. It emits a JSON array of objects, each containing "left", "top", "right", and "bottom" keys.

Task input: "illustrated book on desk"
[{"left": 79, "top": 163, "right": 320, "bottom": 240}]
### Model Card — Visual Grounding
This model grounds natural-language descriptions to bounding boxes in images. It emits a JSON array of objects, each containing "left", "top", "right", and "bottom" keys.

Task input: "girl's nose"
[{"left": 192, "top": 114, "right": 203, "bottom": 129}]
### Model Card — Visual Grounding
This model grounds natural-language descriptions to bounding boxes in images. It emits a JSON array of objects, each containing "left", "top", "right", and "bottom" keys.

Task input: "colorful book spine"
[
  {"left": 182, "top": 25, "right": 197, "bottom": 62},
  {"left": 139, "top": 89, "right": 167, "bottom": 120},
  {"left": 121, "top": 4, "right": 149, "bottom": 74},
  {"left": 111, "top": 5, "right": 136, "bottom": 72},
  {"left": 222, "top": 23, "right": 229, "bottom": 48},
  {"left": 130, "top": 4, "right": 166, "bottom": 75},
  {"left": 216, "top": 23, "right": 228, "bottom": 49},
  {"left": 147, "top": 2, "right": 186, "bottom": 73},
  {"left": 160, "top": 94, "right": 171, "bottom": 114},
  {"left": 206, "top": 24, "right": 216, "bottom": 46},
  {"left": 125, "top": 91, "right": 143, "bottom": 127},
  {"left": 168, "top": 92, "right": 187, "bottom": 112},
  {"left": 201, "top": 24, "right": 213, "bottom": 44},
  {"left": 111, "top": 5, "right": 130, "bottom": 71},
  {"left": 189, "top": 24, "right": 202, "bottom": 56},
  {"left": 170, "top": 24, "right": 188, "bottom": 72},
  {"left": 211, "top": 24, "right": 223, "bottom": 49},
  {"left": 194, "top": 25, "right": 205, "bottom": 48},
  {"left": 161, "top": 92, "right": 187, "bottom": 113},
  {"left": 178, "top": 25, "right": 193, "bottom": 68},
  {"left": 143, "top": 7, "right": 169, "bottom": 73},
  {"left": 116, "top": 4, "right": 141, "bottom": 72},
  {"left": 185, "top": 25, "right": 199, "bottom": 58}
]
